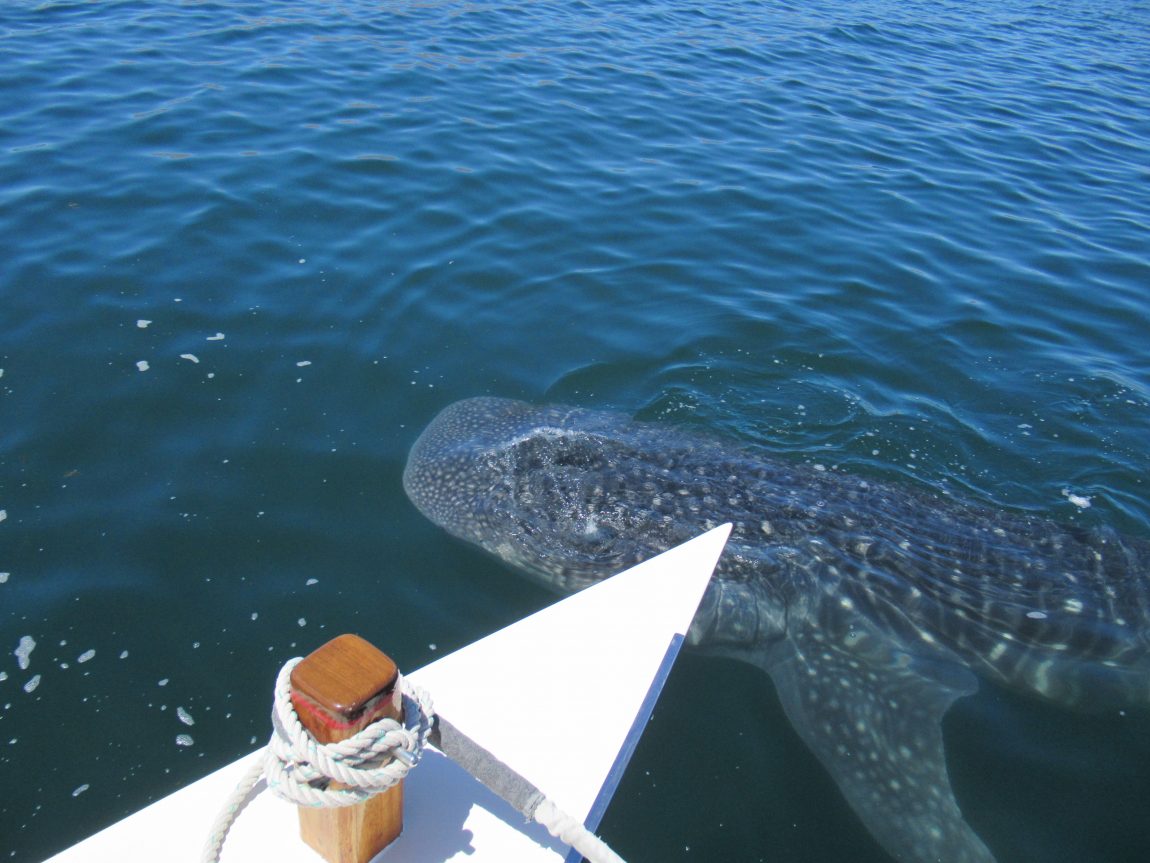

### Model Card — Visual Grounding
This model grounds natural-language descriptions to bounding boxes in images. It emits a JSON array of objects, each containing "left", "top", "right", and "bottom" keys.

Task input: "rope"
[
  {"left": 202, "top": 657, "right": 628, "bottom": 863},
  {"left": 201, "top": 657, "right": 434, "bottom": 863},
  {"left": 533, "top": 797, "right": 628, "bottom": 863},
  {"left": 433, "top": 714, "right": 629, "bottom": 863},
  {"left": 265, "top": 659, "right": 434, "bottom": 807}
]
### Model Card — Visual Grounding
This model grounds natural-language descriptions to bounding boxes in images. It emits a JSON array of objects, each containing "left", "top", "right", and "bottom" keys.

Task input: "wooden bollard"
[{"left": 290, "top": 634, "right": 405, "bottom": 863}]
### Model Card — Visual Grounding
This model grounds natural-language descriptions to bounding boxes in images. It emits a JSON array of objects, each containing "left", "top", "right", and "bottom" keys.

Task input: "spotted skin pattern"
[{"left": 404, "top": 397, "right": 1150, "bottom": 863}]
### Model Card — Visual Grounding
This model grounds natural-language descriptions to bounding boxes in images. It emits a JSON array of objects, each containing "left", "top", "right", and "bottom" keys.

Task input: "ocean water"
[{"left": 1, "top": 0, "right": 1149, "bottom": 860}]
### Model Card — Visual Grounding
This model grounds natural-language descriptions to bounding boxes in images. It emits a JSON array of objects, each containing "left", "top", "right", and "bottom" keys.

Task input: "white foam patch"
[
  {"left": 15, "top": 635, "right": 35, "bottom": 670},
  {"left": 1062, "top": 489, "right": 1092, "bottom": 509}
]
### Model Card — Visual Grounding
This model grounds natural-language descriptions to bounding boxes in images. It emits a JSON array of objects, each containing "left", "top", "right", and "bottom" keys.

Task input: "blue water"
[{"left": 2, "top": 1, "right": 1149, "bottom": 860}]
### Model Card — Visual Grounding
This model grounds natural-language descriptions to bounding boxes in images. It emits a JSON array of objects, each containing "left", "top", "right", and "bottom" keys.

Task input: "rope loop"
[
  {"left": 202, "top": 656, "right": 436, "bottom": 863},
  {"left": 265, "top": 657, "right": 435, "bottom": 808}
]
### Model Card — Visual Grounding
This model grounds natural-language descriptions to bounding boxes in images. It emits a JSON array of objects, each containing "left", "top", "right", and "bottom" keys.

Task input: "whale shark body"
[{"left": 403, "top": 397, "right": 1150, "bottom": 863}]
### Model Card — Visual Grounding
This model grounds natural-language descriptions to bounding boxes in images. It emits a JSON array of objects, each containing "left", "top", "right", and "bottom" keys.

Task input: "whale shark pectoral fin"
[{"left": 765, "top": 618, "right": 997, "bottom": 863}]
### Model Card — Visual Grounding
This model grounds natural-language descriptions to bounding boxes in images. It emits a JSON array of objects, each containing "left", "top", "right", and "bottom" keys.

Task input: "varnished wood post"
[{"left": 290, "top": 634, "right": 405, "bottom": 863}]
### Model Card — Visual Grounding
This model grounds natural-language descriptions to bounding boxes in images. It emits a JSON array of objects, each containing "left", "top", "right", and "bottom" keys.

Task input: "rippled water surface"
[{"left": 2, "top": 1, "right": 1149, "bottom": 861}]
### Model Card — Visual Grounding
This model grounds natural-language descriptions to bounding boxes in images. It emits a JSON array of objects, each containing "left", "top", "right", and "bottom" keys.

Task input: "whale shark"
[{"left": 403, "top": 397, "right": 1150, "bottom": 863}]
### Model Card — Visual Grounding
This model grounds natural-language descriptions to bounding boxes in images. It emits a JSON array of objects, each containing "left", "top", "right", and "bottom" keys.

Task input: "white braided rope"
[
  {"left": 201, "top": 657, "right": 434, "bottom": 863},
  {"left": 533, "top": 798, "right": 627, "bottom": 863},
  {"left": 265, "top": 658, "right": 435, "bottom": 807}
]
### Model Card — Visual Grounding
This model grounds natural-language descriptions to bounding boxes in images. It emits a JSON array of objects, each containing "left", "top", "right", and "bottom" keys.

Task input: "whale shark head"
[
  {"left": 404, "top": 397, "right": 682, "bottom": 592},
  {"left": 403, "top": 397, "right": 782, "bottom": 647}
]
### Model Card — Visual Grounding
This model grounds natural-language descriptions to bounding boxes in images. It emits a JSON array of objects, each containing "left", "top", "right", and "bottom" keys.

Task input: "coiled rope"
[
  {"left": 202, "top": 657, "right": 627, "bottom": 863},
  {"left": 201, "top": 657, "right": 434, "bottom": 863}
]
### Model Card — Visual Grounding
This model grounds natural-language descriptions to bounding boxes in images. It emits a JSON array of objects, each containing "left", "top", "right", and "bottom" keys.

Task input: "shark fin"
[{"left": 765, "top": 612, "right": 997, "bottom": 863}]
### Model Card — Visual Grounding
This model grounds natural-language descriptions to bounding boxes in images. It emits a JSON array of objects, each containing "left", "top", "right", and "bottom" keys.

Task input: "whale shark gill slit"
[{"left": 403, "top": 397, "right": 1150, "bottom": 863}]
